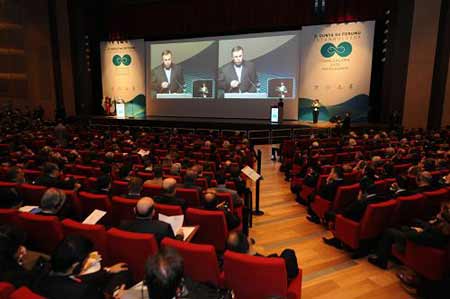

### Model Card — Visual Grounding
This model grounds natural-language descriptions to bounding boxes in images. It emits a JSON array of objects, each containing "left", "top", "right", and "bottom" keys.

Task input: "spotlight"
[
  {"left": 381, "top": 57, "right": 386, "bottom": 62},
  {"left": 384, "top": 29, "right": 389, "bottom": 34},
  {"left": 383, "top": 39, "right": 388, "bottom": 44},
  {"left": 385, "top": 10, "right": 391, "bottom": 15},
  {"left": 382, "top": 48, "right": 387, "bottom": 53},
  {"left": 385, "top": 19, "right": 390, "bottom": 25}
]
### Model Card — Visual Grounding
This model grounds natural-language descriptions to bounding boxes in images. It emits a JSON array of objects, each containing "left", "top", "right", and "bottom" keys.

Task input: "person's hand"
[
  {"left": 161, "top": 81, "right": 169, "bottom": 89},
  {"left": 113, "top": 284, "right": 126, "bottom": 299},
  {"left": 176, "top": 229, "right": 184, "bottom": 239},
  {"left": 16, "top": 245, "right": 27, "bottom": 265},
  {"left": 230, "top": 80, "right": 240, "bottom": 88},
  {"left": 81, "top": 251, "right": 102, "bottom": 273},
  {"left": 107, "top": 263, "right": 128, "bottom": 274},
  {"left": 411, "top": 227, "right": 423, "bottom": 233}
]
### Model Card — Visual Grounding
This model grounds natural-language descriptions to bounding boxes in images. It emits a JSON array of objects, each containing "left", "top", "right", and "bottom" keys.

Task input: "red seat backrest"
[
  {"left": 106, "top": 228, "right": 158, "bottom": 282},
  {"left": 142, "top": 184, "right": 163, "bottom": 197},
  {"left": 111, "top": 180, "right": 129, "bottom": 196},
  {"left": 18, "top": 213, "right": 64, "bottom": 254},
  {"left": 223, "top": 251, "right": 288, "bottom": 299},
  {"left": 0, "top": 208, "right": 19, "bottom": 226},
  {"left": 176, "top": 188, "right": 201, "bottom": 207},
  {"left": 161, "top": 238, "right": 222, "bottom": 286},
  {"left": 111, "top": 196, "right": 137, "bottom": 225},
  {"left": 392, "top": 194, "right": 425, "bottom": 226},
  {"left": 19, "top": 184, "right": 47, "bottom": 206},
  {"left": 61, "top": 219, "right": 108, "bottom": 263},
  {"left": 185, "top": 208, "right": 228, "bottom": 251},
  {"left": 78, "top": 192, "right": 112, "bottom": 224},
  {"left": 155, "top": 203, "right": 183, "bottom": 217},
  {"left": 9, "top": 287, "right": 45, "bottom": 299},
  {"left": 360, "top": 200, "right": 397, "bottom": 240},
  {"left": 0, "top": 282, "right": 14, "bottom": 299},
  {"left": 333, "top": 183, "right": 360, "bottom": 212}
]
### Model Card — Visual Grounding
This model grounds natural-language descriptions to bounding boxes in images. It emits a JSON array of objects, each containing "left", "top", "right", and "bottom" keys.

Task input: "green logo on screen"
[
  {"left": 320, "top": 42, "right": 352, "bottom": 58},
  {"left": 112, "top": 54, "right": 132, "bottom": 66}
]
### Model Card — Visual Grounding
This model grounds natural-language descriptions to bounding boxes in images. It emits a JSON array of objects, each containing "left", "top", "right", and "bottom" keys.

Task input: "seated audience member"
[
  {"left": 123, "top": 176, "right": 144, "bottom": 199},
  {"left": 413, "top": 171, "right": 435, "bottom": 193},
  {"left": 180, "top": 169, "right": 201, "bottom": 193},
  {"left": 39, "top": 187, "right": 72, "bottom": 219},
  {"left": 226, "top": 232, "right": 299, "bottom": 282},
  {"left": 306, "top": 166, "right": 344, "bottom": 223},
  {"left": 169, "top": 162, "right": 182, "bottom": 176},
  {"left": 144, "top": 247, "right": 185, "bottom": 299},
  {"left": 368, "top": 200, "right": 450, "bottom": 269},
  {"left": 201, "top": 189, "right": 240, "bottom": 231},
  {"left": 154, "top": 178, "right": 186, "bottom": 208},
  {"left": 212, "top": 170, "right": 243, "bottom": 207},
  {"left": 91, "top": 164, "right": 112, "bottom": 194},
  {"left": 381, "top": 161, "right": 396, "bottom": 179},
  {"left": 35, "top": 162, "right": 81, "bottom": 190},
  {"left": 0, "top": 225, "right": 33, "bottom": 288},
  {"left": 386, "top": 175, "right": 412, "bottom": 198},
  {"left": 0, "top": 166, "right": 24, "bottom": 208},
  {"left": 144, "top": 165, "right": 163, "bottom": 186},
  {"left": 119, "top": 197, "right": 183, "bottom": 243},
  {"left": 36, "top": 235, "right": 130, "bottom": 299}
]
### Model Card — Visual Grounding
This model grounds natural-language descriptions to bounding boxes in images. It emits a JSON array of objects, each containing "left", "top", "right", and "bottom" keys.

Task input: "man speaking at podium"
[
  {"left": 218, "top": 46, "right": 258, "bottom": 94},
  {"left": 151, "top": 49, "right": 185, "bottom": 94}
]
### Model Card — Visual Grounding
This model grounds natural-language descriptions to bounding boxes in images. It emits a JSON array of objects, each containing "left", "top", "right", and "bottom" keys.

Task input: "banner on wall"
[
  {"left": 299, "top": 21, "right": 375, "bottom": 122},
  {"left": 100, "top": 39, "right": 146, "bottom": 118}
]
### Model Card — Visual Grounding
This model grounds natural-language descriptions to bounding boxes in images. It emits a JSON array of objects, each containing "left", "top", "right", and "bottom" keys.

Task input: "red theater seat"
[
  {"left": 111, "top": 180, "right": 129, "bottom": 196},
  {"left": 19, "top": 184, "right": 47, "bottom": 206},
  {"left": 9, "top": 287, "right": 46, "bottom": 299},
  {"left": 334, "top": 200, "right": 397, "bottom": 250},
  {"left": 78, "top": 192, "right": 112, "bottom": 225},
  {"left": 155, "top": 203, "right": 183, "bottom": 217},
  {"left": 223, "top": 251, "right": 302, "bottom": 299},
  {"left": 311, "top": 183, "right": 359, "bottom": 221},
  {"left": 161, "top": 238, "right": 224, "bottom": 287},
  {"left": 0, "top": 209, "right": 18, "bottom": 225},
  {"left": 106, "top": 228, "right": 158, "bottom": 282},
  {"left": 111, "top": 196, "right": 137, "bottom": 226},
  {"left": 17, "top": 213, "right": 64, "bottom": 254},
  {"left": 185, "top": 208, "right": 228, "bottom": 251},
  {"left": 0, "top": 282, "right": 14, "bottom": 299},
  {"left": 391, "top": 194, "right": 425, "bottom": 226},
  {"left": 422, "top": 188, "right": 449, "bottom": 220},
  {"left": 176, "top": 188, "right": 201, "bottom": 207}
]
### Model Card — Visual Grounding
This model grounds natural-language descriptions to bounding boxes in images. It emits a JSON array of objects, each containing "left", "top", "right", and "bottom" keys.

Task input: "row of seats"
[{"left": 0, "top": 283, "right": 44, "bottom": 299}]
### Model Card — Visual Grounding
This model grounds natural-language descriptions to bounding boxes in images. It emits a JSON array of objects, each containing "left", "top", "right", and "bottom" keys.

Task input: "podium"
[
  {"left": 270, "top": 106, "right": 280, "bottom": 123},
  {"left": 116, "top": 103, "right": 125, "bottom": 118},
  {"left": 156, "top": 93, "right": 193, "bottom": 99}
]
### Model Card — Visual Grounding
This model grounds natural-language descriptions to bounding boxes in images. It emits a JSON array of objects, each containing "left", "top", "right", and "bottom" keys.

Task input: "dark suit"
[
  {"left": 119, "top": 218, "right": 175, "bottom": 244},
  {"left": 218, "top": 61, "right": 257, "bottom": 94},
  {"left": 342, "top": 194, "right": 387, "bottom": 222},
  {"left": 35, "top": 174, "right": 76, "bottom": 190},
  {"left": 36, "top": 275, "right": 103, "bottom": 299},
  {"left": 151, "top": 63, "right": 184, "bottom": 94}
]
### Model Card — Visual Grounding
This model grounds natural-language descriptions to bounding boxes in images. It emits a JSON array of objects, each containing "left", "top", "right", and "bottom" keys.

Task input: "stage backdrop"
[
  {"left": 100, "top": 39, "right": 146, "bottom": 117},
  {"left": 299, "top": 21, "right": 375, "bottom": 122}
]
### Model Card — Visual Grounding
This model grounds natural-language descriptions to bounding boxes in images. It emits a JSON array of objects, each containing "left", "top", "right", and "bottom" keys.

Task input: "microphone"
[
  {"left": 174, "top": 79, "right": 185, "bottom": 93},
  {"left": 248, "top": 78, "right": 259, "bottom": 93}
]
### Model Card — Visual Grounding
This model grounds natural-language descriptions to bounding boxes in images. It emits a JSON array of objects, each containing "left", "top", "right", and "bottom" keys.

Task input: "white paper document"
[
  {"left": 241, "top": 166, "right": 261, "bottom": 182},
  {"left": 19, "top": 206, "right": 39, "bottom": 213},
  {"left": 82, "top": 209, "right": 106, "bottom": 225},
  {"left": 158, "top": 214, "right": 196, "bottom": 241}
]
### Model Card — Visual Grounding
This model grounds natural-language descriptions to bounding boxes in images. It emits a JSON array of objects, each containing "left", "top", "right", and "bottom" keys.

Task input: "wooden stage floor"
[{"left": 249, "top": 145, "right": 409, "bottom": 299}]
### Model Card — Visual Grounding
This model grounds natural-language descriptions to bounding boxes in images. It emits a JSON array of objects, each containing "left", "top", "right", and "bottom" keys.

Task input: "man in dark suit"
[
  {"left": 218, "top": 46, "right": 258, "bottom": 94},
  {"left": 119, "top": 197, "right": 183, "bottom": 243},
  {"left": 35, "top": 162, "right": 81, "bottom": 191},
  {"left": 151, "top": 49, "right": 185, "bottom": 94}
]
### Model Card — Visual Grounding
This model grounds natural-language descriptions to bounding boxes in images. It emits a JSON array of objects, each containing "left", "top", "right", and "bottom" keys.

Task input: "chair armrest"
[{"left": 287, "top": 268, "right": 303, "bottom": 299}]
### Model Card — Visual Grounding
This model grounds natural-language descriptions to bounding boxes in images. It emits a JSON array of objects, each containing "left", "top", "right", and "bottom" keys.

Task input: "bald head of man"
[
  {"left": 162, "top": 178, "right": 177, "bottom": 195},
  {"left": 135, "top": 197, "right": 155, "bottom": 218}
]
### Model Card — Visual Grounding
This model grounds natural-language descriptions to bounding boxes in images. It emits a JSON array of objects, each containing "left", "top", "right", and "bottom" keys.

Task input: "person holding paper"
[
  {"left": 151, "top": 49, "right": 185, "bottom": 94},
  {"left": 202, "top": 189, "right": 240, "bottom": 231},
  {"left": 218, "top": 46, "right": 258, "bottom": 94},
  {"left": 119, "top": 197, "right": 183, "bottom": 243}
]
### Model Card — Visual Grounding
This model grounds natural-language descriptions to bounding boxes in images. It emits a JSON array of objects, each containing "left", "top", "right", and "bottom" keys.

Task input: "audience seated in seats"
[
  {"left": 413, "top": 171, "right": 436, "bottom": 193},
  {"left": 226, "top": 231, "right": 299, "bottom": 283},
  {"left": 180, "top": 169, "right": 202, "bottom": 194},
  {"left": 306, "top": 166, "right": 344, "bottom": 223},
  {"left": 202, "top": 189, "right": 240, "bottom": 231},
  {"left": 144, "top": 165, "right": 163, "bottom": 186},
  {"left": 154, "top": 178, "right": 186, "bottom": 209},
  {"left": 368, "top": 200, "right": 450, "bottom": 269},
  {"left": 0, "top": 166, "right": 24, "bottom": 208},
  {"left": 123, "top": 176, "right": 144, "bottom": 199},
  {"left": 0, "top": 225, "right": 34, "bottom": 288},
  {"left": 38, "top": 188, "right": 72, "bottom": 220},
  {"left": 35, "top": 162, "right": 81, "bottom": 191},
  {"left": 170, "top": 162, "right": 182, "bottom": 176},
  {"left": 323, "top": 182, "right": 388, "bottom": 248},
  {"left": 91, "top": 164, "right": 112, "bottom": 194},
  {"left": 386, "top": 175, "right": 412, "bottom": 198},
  {"left": 212, "top": 170, "right": 243, "bottom": 207},
  {"left": 119, "top": 197, "right": 183, "bottom": 244},
  {"left": 35, "top": 235, "right": 131, "bottom": 299}
]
